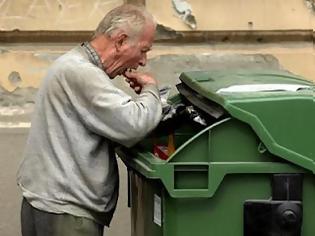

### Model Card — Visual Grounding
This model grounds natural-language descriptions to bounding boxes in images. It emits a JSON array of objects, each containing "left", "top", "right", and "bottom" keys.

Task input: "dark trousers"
[{"left": 21, "top": 198, "right": 104, "bottom": 236}]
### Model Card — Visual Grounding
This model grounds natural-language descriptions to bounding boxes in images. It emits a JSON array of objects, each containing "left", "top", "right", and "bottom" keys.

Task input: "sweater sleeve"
[{"left": 59, "top": 64, "right": 162, "bottom": 147}]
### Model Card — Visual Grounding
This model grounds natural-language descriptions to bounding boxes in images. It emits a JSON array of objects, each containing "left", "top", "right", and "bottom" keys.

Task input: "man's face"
[{"left": 106, "top": 23, "right": 155, "bottom": 78}]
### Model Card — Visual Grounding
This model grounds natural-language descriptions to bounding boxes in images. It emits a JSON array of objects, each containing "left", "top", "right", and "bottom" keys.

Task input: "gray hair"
[{"left": 93, "top": 4, "right": 155, "bottom": 40}]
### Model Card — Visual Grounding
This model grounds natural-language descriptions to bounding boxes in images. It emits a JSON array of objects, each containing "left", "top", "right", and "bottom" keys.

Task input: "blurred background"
[{"left": 1, "top": 0, "right": 315, "bottom": 235}]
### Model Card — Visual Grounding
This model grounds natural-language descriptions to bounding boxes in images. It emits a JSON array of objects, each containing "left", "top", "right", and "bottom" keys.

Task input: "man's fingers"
[
  {"left": 128, "top": 81, "right": 142, "bottom": 94},
  {"left": 125, "top": 78, "right": 139, "bottom": 90},
  {"left": 134, "top": 86, "right": 142, "bottom": 94},
  {"left": 125, "top": 73, "right": 139, "bottom": 86},
  {"left": 124, "top": 70, "right": 156, "bottom": 88},
  {"left": 124, "top": 70, "right": 137, "bottom": 79}
]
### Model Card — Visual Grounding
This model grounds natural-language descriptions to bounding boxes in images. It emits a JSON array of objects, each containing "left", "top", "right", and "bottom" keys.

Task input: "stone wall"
[
  {"left": 148, "top": 0, "right": 315, "bottom": 31},
  {"left": 0, "top": 0, "right": 314, "bottom": 31},
  {"left": 0, "top": 0, "right": 123, "bottom": 31},
  {"left": 1, "top": 1, "right": 315, "bottom": 236}
]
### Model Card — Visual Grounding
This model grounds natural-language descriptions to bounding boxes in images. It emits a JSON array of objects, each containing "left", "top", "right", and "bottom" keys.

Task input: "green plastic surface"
[
  {"left": 117, "top": 69, "right": 315, "bottom": 236},
  {"left": 180, "top": 69, "right": 315, "bottom": 173},
  {"left": 117, "top": 69, "right": 314, "bottom": 198},
  {"left": 118, "top": 117, "right": 306, "bottom": 199},
  {"left": 128, "top": 170, "right": 315, "bottom": 236}
]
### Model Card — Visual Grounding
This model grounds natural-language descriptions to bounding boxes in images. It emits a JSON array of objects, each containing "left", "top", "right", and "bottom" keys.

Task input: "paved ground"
[{"left": 0, "top": 127, "right": 131, "bottom": 236}]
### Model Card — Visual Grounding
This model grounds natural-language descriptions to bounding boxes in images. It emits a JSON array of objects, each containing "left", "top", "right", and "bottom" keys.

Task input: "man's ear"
[{"left": 115, "top": 33, "right": 128, "bottom": 52}]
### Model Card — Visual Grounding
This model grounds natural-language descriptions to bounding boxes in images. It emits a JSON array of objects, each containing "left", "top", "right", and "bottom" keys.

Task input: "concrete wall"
[
  {"left": 1, "top": 43, "right": 315, "bottom": 92},
  {"left": 1, "top": 1, "right": 315, "bottom": 236},
  {"left": 148, "top": 0, "right": 314, "bottom": 30},
  {"left": 1, "top": 0, "right": 314, "bottom": 31},
  {"left": 0, "top": 0, "right": 123, "bottom": 31},
  {"left": 1, "top": 0, "right": 315, "bottom": 91}
]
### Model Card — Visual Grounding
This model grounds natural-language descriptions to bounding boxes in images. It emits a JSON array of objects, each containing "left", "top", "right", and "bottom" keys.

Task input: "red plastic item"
[{"left": 153, "top": 145, "right": 169, "bottom": 160}]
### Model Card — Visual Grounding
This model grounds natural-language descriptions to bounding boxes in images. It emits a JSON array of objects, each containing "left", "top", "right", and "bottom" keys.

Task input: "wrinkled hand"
[{"left": 124, "top": 71, "right": 157, "bottom": 94}]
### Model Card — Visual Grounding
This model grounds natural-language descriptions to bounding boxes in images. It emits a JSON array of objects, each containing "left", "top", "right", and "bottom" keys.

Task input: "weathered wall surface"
[
  {"left": 1, "top": 0, "right": 315, "bottom": 91},
  {"left": 0, "top": 0, "right": 314, "bottom": 31},
  {"left": 0, "top": 0, "right": 123, "bottom": 31},
  {"left": 1, "top": 1, "right": 315, "bottom": 236},
  {"left": 1, "top": 43, "right": 315, "bottom": 93},
  {"left": 148, "top": 0, "right": 314, "bottom": 30},
  {"left": 0, "top": 50, "right": 51, "bottom": 92}
]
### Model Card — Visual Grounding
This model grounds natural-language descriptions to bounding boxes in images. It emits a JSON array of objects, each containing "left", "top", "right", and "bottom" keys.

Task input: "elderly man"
[{"left": 17, "top": 4, "right": 162, "bottom": 236}]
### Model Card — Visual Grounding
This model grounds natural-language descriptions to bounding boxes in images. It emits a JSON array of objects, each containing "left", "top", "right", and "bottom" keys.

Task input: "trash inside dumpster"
[{"left": 116, "top": 69, "right": 315, "bottom": 236}]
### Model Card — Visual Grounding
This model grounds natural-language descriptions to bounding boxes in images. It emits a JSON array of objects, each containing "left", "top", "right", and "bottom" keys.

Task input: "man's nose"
[{"left": 139, "top": 54, "right": 147, "bottom": 67}]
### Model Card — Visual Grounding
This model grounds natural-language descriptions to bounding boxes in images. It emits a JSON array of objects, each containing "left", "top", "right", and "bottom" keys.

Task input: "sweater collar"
[{"left": 81, "top": 42, "right": 104, "bottom": 70}]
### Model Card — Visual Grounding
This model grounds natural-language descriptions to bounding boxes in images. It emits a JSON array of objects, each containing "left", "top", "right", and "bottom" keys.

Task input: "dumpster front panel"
[
  {"left": 164, "top": 174, "right": 270, "bottom": 236},
  {"left": 129, "top": 171, "right": 163, "bottom": 236},
  {"left": 128, "top": 170, "right": 315, "bottom": 236}
]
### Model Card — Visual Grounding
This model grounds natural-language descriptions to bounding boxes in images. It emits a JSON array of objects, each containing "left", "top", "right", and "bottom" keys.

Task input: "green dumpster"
[{"left": 117, "top": 69, "right": 315, "bottom": 236}]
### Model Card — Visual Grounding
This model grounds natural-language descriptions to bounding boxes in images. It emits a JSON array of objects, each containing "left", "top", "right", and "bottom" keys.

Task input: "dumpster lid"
[{"left": 179, "top": 69, "right": 315, "bottom": 173}]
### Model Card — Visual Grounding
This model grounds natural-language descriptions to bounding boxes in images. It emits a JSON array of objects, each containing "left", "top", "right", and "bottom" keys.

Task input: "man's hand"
[{"left": 124, "top": 71, "right": 157, "bottom": 94}]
